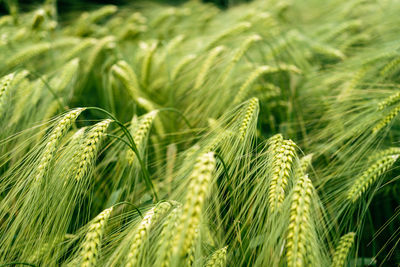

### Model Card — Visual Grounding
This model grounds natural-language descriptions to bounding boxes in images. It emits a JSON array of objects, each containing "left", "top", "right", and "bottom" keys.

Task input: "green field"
[{"left": 0, "top": 0, "right": 400, "bottom": 266}]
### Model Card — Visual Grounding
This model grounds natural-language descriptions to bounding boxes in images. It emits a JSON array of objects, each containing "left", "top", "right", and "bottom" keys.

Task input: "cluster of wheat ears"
[{"left": 1, "top": 0, "right": 400, "bottom": 266}]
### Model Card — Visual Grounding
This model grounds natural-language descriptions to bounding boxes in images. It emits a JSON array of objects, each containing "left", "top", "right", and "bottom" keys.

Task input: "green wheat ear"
[{"left": 331, "top": 232, "right": 355, "bottom": 267}]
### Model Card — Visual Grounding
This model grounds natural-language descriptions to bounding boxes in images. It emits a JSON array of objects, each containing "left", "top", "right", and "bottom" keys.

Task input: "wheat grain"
[
  {"left": 80, "top": 207, "right": 113, "bottom": 267},
  {"left": 347, "top": 154, "right": 398, "bottom": 202},
  {"left": 331, "top": 232, "right": 355, "bottom": 267},
  {"left": 286, "top": 175, "right": 313, "bottom": 267}
]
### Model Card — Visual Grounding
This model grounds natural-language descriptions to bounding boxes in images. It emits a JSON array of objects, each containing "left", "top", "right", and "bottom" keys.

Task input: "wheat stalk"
[
  {"left": 286, "top": 175, "right": 314, "bottom": 267},
  {"left": 125, "top": 202, "right": 172, "bottom": 267},
  {"left": 347, "top": 154, "right": 399, "bottom": 202},
  {"left": 80, "top": 207, "right": 113, "bottom": 267},
  {"left": 331, "top": 232, "right": 355, "bottom": 267}
]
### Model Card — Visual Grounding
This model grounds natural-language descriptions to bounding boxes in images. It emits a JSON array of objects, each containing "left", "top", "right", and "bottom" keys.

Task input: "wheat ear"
[
  {"left": 155, "top": 205, "right": 182, "bottom": 267},
  {"left": 125, "top": 202, "right": 172, "bottom": 267},
  {"left": 206, "top": 21, "right": 251, "bottom": 50},
  {"left": 126, "top": 111, "right": 158, "bottom": 164},
  {"left": 0, "top": 73, "right": 15, "bottom": 115},
  {"left": 373, "top": 106, "right": 400, "bottom": 133},
  {"left": 377, "top": 91, "right": 400, "bottom": 110},
  {"left": 172, "top": 152, "right": 215, "bottom": 258},
  {"left": 347, "top": 154, "right": 398, "bottom": 202},
  {"left": 171, "top": 54, "right": 196, "bottom": 81},
  {"left": 194, "top": 46, "right": 225, "bottom": 90},
  {"left": 35, "top": 108, "right": 85, "bottom": 182},
  {"left": 205, "top": 246, "right": 228, "bottom": 267},
  {"left": 330, "top": 232, "right": 355, "bottom": 267},
  {"left": 80, "top": 207, "right": 113, "bottom": 267},
  {"left": 268, "top": 139, "right": 296, "bottom": 212},
  {"left": 111, "top": 60, "right": 140, "bottom": 99},
  {"left": 239, "top": 97, "right": 259, "bottom": 141},
  {"left": 74, "top": 119, "right": 112, "bottom": 181},
  {"left": 286, "top": 175, "right": 313, "bottom": 267}
]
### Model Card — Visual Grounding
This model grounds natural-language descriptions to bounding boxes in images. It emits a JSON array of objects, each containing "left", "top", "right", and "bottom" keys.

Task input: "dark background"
[{"left": 0, "top": 0, "right": 252, "bottom": 15}]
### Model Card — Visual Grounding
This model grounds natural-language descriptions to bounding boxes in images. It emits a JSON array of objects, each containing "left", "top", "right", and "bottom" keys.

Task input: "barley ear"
[
  {"left": 286, "top": 175, "right": 313, "bottom": 267},
  {"left": 80, "top": 207, "right": 113, "bottom": 267},
  {"left": 205, "top": 246, "right": 228, "bottom": 267},
  {"left": 330, "top": 232, "right": 355, "bottom": 267}
]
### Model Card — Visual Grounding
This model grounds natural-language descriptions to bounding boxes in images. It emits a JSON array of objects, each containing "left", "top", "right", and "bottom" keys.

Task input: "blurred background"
[{"left": 0, "top": 0, "right": 253, "bottom": 15}]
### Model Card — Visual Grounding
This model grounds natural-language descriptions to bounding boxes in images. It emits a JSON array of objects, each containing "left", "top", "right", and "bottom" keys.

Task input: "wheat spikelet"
[
  {"left": 286, "top": 175, "right": 313, "bottom": 267},
  {"left": 171, "top": 54, "right": 196, "bottom": 81},
  {"left": 347, "top": 154, "right": 399, "bottom": 202},
  {"left": 74, "top": 119, "right": 112, "bottom": 181},
  {"left": 205, "top": 246, "right": 228, "bottom": 267},
  {"left": 155, "top": 205, "right": 182, "bottom": 267},
  {"left": 377, "top": 91, "right": 400, "bottom": 110},
  {"left": 372, "top": 106, "right": 400, "bottom": 133},
  {"left": 194, "top": 46, "right": 225, "bottom": 90},
  {"left": 206, "top": 21, "right": 251, "bottom": 50},
  {"left": 330, "top": 232, "right": 355, "bottom": 267},
  {"left": 80, "top": 207, "right": 113, "bottom": 267},
  {"left": 140, "top": 42, "right": 157, "bottom": 87},
  {"left": 239, "top": 97, "right": 259, "bottom": 141},
  {"left": 172, "top": 152, "right": 216, "bottom": 259},
  {"left": 35, "top": 108, "right": 85, "bottom": 182},
  {"left": 268, "top": 139, "right": 296, "bottom": 212},
  {"left": 126, "top": 111, "right": 158, "bottom": 164},
  {"left": 111, "top": 60, "right": 140, "bottom": 99},
  {"left": 220, "top": 34, "right": 262, "bottom": 84},
  {"left": 163, "top": 34, "right": 185, "bottom": 58},
  {"left": 125, "top": 202, "right": 172, "bottom": 267}
]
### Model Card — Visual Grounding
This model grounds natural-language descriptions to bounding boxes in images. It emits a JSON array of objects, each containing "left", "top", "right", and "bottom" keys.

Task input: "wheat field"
[{"left": 0, "top": 0, "right": 400, "bottom": 266}]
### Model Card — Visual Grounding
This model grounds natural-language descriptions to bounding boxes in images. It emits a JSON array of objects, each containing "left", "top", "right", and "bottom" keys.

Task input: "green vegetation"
[{"left": 1, "top": 0, "right": 400, "bottom": 266}]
